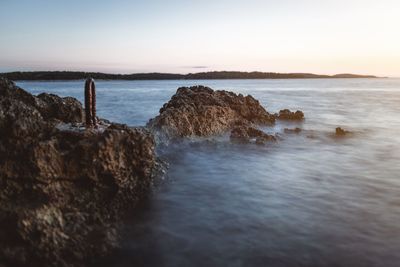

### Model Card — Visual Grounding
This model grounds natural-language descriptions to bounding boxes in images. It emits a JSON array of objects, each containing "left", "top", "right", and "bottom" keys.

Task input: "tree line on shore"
[{"left": 0, "top": 71, "right": 377, "bottom": 81}]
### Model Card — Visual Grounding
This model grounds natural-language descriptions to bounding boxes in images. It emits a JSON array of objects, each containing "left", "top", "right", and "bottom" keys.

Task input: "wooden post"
[{"left": 84, "top": 78, "right": 97, "bottom": 128}]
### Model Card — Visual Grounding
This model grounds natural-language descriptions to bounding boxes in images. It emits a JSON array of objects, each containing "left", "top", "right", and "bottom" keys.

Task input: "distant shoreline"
[{"left": 0, "top": 71, "right": 380, "bottom": 81}]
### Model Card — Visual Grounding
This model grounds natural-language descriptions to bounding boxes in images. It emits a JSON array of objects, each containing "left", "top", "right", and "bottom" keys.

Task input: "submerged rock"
[
  {"left": 275, "top": 109, "right": 304, "bottom": 120},
  {"left": 230, "top": 125, "right": 276, "bottom": 145},
  {"left": 0, "top": 78, "right": 156, "bottom": 266},
  {"left": 147, "top": 86, "right": 275, "bottom": 139},
  {"left": 284, "top": 127, "right": 302, "bottom": 134}
]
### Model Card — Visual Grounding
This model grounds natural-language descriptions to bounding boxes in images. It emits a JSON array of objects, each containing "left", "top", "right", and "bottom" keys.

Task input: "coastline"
[
  {"left": 2, "top": 77, "right": 400, "bottom": 266},
  {"left": 0, "top": 71, "right": 380, "bottom": 81},
  {"left": 0, "top": 79, "right": 304, "bottom": 266}
]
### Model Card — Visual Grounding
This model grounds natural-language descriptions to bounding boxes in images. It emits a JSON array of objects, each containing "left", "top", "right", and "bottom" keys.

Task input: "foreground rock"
[
  {"left": 275, "top": 109, "right": 304, "bottom": 120},
  {"left": 147, "top": 86, "right": 276, "bottom": 140},
  {"left": 0, "top": 78, "right": 156, "bottom": 266}
]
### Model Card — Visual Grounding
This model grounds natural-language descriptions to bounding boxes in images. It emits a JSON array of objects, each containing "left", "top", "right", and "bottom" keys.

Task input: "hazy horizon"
[
  {"left": 1, "top": 0, "right": 399, "bottom": 77},
  {"left": 0, "top": 69, "right": 388, "bottom": 78}
]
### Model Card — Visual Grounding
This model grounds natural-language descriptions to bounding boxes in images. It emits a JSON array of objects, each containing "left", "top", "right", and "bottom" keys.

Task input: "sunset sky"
[{"left": 1, "top": 0, "right": 399, "bottom": 76}]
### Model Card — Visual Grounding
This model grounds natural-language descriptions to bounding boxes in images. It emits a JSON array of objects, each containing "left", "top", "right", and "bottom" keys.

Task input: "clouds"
[{"left": 183, "top": 66, "right": 209, "bottom": 69}]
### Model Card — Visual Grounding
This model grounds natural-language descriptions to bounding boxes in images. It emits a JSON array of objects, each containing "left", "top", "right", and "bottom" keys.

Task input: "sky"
[{"left": 0, "top": 0, "right": 399, "bottom": 76}]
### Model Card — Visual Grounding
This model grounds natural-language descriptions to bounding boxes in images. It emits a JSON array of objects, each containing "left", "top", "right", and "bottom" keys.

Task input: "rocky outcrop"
[
  {"left": 0, "top": 78, "right": 83, "bottom": 126},
  {"left": 230, "top": 126, "right": 276, "bottom": 144},
  {"left": 275, "top": 109, "right": 304, "bottom": 120},
  {"left": 147, "top": 86, "right": 275, "bottom": 139},
  {"left": 0, "top": 78, "right": 156, "bottom": 266},
  {"left": 37, "top": 93, "right": 83, "bottom": 123}
]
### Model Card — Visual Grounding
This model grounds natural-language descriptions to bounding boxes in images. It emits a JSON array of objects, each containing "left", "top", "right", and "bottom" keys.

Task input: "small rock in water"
[{"left": 335, "top": 127, "right": 350, "bottom": 136}]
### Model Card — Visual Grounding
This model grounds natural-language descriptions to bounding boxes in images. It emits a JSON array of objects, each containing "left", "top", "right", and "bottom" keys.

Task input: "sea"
[{"left": 18, "top": 78, "right": 400, "bottom": 267}]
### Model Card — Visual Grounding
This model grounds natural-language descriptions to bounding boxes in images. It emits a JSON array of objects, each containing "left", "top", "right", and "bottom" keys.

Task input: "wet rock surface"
[
  {"left": 147, "top": 86, "right": 276, "bottom": 140},
  {"left": 275, "top": 109, "right": 304, "bottom": 121},
  {"left": 0, "top": 78, "right": 156, "bottom": 266}
]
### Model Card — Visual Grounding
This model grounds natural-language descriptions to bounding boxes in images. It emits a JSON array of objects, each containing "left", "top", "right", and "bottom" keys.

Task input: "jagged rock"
[
  {"left": 230, "top": 126, "right": 276, "bottom": 145},
  {"left": 36, "top": 93, "right": 83, "bottom": 123},
  {"left": 0, "top": 78, "right": 156, "bottom": 266},
  {"left": 0, "top": 79, "right": 83, "bottom": 125},
  {"left": 284, "top": 127, "right": 302, "bottom": 134},
  {"left": 275, "top": 109, "right": 304, "bottom": 120},
  {"left": 147, "top": 86, "right": 275, "bottom": 139},
  {"left": 335, "top": 127, "right": 350, "bottom": 136}
]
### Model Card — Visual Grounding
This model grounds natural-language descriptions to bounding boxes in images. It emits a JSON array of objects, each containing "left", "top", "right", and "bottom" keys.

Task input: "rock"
[
  {"left": 147, "top": 86, "right": 275, "bottom": 139},
  {"left": 275, "top": 109, "right": 304, "bottom": 120},
  {"left": 230, "top": 126, "right": 276, "bottom": 144},
  {"left": 284, "top": 127, "right": 302, "bottom": 134},
  {"left": 0, "top": 78, "right": 83, "bottom": 125},
  {"left": 37, "top": 93, "right": 83, "bottom": 123},
  {"left": 0, "top": 78, "right": 156, "bottom": 266},
  {"left": 335, "top": 127, "right": 350, "bottom": 136}
]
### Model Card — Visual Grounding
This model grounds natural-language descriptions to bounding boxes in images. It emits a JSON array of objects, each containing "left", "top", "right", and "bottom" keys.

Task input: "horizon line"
[{"left": 0, "top": 70, "right": 386, "bottom": 78}]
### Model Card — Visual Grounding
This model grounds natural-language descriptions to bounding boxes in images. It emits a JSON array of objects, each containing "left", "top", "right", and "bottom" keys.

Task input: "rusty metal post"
[{"left": 84, "top": 78, "right": 97, "bottom": 128}]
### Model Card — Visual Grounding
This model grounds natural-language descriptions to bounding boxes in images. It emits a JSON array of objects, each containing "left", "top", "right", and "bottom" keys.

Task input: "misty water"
[{"left": 19, "top": 79, "right": 400, "bottom": 267}]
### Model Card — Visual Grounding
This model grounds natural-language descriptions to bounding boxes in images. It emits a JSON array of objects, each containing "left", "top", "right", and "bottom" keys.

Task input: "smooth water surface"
[{"left": 18, "top": 79, "right": 400, "bottom": 267}]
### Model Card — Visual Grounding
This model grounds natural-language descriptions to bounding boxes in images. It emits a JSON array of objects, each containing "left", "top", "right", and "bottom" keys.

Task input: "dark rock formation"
[
  {"left": 284, "top": 127, "right": 302, "bottom": 134},
  {"left": 230, "top": 126, "right": 276, "bottom": 145},
  {"left": 0, "top": 78, "right": 156, "bottom": 266},
  {"left": 147, "top": 86, "right": 275, "bottom": 139},
  {"left": 335, "top": 127, "right": 350, "bottom": 136},
  {"left": 275, "top": 109, "right": 304, "bottom": 121}
]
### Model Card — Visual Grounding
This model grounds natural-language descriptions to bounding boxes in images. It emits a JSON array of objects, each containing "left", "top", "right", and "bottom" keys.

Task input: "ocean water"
[{"left": 18, "top": 79, "right": 400, "bottom": 267}]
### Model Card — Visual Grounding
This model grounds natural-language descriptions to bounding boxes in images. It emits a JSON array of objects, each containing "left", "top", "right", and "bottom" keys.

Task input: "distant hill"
[
  {"left": 0, "top": 71, "right": 378, "bottom": 81},
  {"left": 331, "top": 73, "right": 378, "bottom": 78}
]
